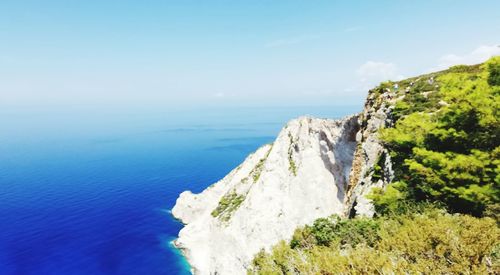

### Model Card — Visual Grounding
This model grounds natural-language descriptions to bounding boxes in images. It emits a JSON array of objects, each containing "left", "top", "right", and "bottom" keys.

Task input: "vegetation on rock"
[
  {"left": 211, "top": 191, "right": 245, "bottom": 222},
  {"left": 288, "top": 132, "right": 298, "bottom": 176},
  {"left": 252, "top": 146, "right": 272, "bottom": 183},
  {"left": 212, "top": 146, "right": 272, "bottom": 222},
  {"left": 248, "top": 57, "right": 500, "bottom": 274},
  {"left": 377, "top": 56, "right": 499, "bottom": 216}
]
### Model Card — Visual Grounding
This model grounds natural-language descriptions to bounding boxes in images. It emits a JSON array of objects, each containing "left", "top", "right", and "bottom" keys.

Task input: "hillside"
[
  {"left": 173, "top": 116, "right": 360, "bottom": 274},
  {"left": 173, "top": 57, "right": 500, "bottom": 274},
  {"left": 248, "top": 57, "right": 500, "bottom": 274}
]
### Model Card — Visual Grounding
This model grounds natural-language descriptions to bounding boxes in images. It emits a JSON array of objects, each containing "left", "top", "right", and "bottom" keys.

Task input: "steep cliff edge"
[
  {"left": 172, "top": 115, "right": 360, "bottom": 274},
  {"left": 171, "top": 58, "right": 500, "bottom": 273},
  {"left": 344, "top": 86, "right": 396, "bottom": 217},
  {"left": 245, "top": 58, "right": 500, "bottom": 274}
]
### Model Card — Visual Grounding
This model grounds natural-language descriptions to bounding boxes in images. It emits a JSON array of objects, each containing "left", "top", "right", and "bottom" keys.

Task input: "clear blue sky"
[{"left": 1, "top": 0, "right": 499, "bottom": 107}]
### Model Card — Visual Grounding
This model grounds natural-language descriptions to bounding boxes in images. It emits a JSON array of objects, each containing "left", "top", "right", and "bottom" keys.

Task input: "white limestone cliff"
[
  {"left": 172, "top": 115, "right": 359, "bottom": 275},
  {"left": 344, "top": 88, "right": 397, "bottom": 218}
]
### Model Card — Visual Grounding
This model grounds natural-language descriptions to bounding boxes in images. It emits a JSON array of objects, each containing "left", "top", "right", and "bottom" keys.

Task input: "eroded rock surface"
[{"left": 172, "top": 115, "right": 359, "bottom": 274}]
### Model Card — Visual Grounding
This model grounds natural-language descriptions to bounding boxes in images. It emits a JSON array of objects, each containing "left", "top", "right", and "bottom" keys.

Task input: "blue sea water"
[{"left": 0, "top": 105, "right": 360, "bottom": 275}]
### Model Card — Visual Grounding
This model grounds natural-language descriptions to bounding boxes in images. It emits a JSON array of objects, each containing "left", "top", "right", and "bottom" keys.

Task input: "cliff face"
[
  {"left": 344, "top": 88, "right": 397, "bottom": 217},
  {"left": 173, "top": 59, "right": 500, "bottom": 274},
  {"left": 172, "top": 116, "right": 360, "bottom": 274},
  {"left": 172, "top": 91, "right": 400, "bottom": 275}
]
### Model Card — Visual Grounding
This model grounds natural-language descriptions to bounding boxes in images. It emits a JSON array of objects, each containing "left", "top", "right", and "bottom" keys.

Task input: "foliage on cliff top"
[
  {"left": 248, "top": 209, "right": 500, "bottom": 274},
  {"left": 249, "top": 57, "right": 500, "bottom": 274},
  {"left": 375, "top": 56, "right": 500, "bottom": 217}
]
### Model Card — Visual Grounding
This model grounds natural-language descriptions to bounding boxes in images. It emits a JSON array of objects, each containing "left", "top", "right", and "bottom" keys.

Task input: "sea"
[{"left": 0, "top": 104, "right": 360, "bottom": 275}]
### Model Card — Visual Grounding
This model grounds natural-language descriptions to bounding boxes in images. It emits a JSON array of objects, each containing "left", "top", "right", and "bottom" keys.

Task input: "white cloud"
[
  {"left": 431, "top": 44, "right": 500, "bottom": 71},
  {"left": 341, "top": 61, "right": 404, "bottom": 94},
  {"left": 357, "top": 61, "right": 404, "bottom": 87},
  {"left": 213, "top": 92, "right": 225, "bottom": 98}
]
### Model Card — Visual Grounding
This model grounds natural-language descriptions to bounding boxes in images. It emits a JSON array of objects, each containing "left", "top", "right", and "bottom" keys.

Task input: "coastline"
[
  {"left": 167, "top": 211, "right": 194, "bottom": 275},
  {"left": 169, "top": 239, "right": 194, "bottom": 275},
  {"left": 169, "top": 116, "right": 360, "bottom": 274},
  {"left": 171, "top": 239, "right": 196, "bottom": 275}
]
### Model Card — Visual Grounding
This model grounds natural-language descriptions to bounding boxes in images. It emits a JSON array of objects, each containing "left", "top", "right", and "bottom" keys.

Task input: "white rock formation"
[
  {"left": 172, "top": 115, "right": 359, "bottom": 275},
  {"left": 344, "top": 89, "right": 396, "bottom": 217}
]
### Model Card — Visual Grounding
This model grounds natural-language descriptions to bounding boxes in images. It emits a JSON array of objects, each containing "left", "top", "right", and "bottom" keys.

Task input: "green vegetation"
[
  {"left": 377, "top": 56, "right": 500, "bottom": 216},
  {"left": 253, "top": 158, "right": 265, "bottom": 182},
  {"left": 249, "top": 209, "right": 499, "bottom": 274},
  {"left": 288, "top": 133, "right": 298, "bottom": 176},
  {"left": 248, "top": 57, "right": 500, "bottom": 274},
  {"left": 288, "top": 155, "right": 297, "bottom": 176},
  {"left": 371, "top": 152, "right": 386, "bottom": 182},
  {"left": 212, "top": 146, "right": 273, "bottom": 222},
  {"left": 488, "top": 57, "right": 500, "bottom": 86},
  {"left": 211, "top": 191, "right": 245, "bottom": 222},
  {"left": 252, "top": 146, "right": 272, "bottom": 183}
]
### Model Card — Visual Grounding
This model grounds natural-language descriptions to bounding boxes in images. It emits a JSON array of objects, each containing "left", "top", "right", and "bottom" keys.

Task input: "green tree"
[
  {"left": 378, "top": 57, "right": 500, "bottom": 216},
  {"left": 487, "top": 56, "right": 500, "bottom": 86}
]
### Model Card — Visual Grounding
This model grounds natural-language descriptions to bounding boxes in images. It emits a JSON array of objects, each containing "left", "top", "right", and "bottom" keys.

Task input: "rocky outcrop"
[
  {"left": 344, "top": 88, "right": 397, "bottom": 217},
  {"left": 172, "top": 116, "right": 360, "bottom": 275}
]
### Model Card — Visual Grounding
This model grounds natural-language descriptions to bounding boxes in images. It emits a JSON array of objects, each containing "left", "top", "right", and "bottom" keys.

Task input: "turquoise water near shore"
[{"left": 0, "top": 105, "right": 359, "bottom": 275}]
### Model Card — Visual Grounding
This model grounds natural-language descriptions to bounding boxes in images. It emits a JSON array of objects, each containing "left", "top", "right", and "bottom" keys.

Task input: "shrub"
[
  {"left": 379, "top": 58, "right": 500, "bottom": 216},
  {"left": 367, "top": 181, "right": 409, "bottom": 215},
  {"left": 248, "top": 211, "right": 500, "bottom": 274},
  {"left": 211, "top": 191, "right": 245, "bottom": 221},
  {"left": 248, "top": 58, "right": 500, "bottom": 275},
  {"left": 487, "top": 56, "right": 500, "bottom": 86}
]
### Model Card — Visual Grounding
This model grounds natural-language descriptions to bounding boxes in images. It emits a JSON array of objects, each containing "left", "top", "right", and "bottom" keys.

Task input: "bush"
[
  {"left": 248, "top": 211, "right": 500, "bottom": 274},
  {"left": 379, "top": 58, "right": 500, "bottom": 216},
  {"left": 307, "top": 215, "right": 380, "bottom": 248},
  {"left": 210, "top": 191, "right": 245, "bottom": 221},
  {"left": 248, "top": 58, "right": 500, "bottom": 275},
  {"left": 367, "top": 181, "right": 409, "bottom": 215},
  {"left": 487, "top": 56, "right": 500, "bottom": 86}
]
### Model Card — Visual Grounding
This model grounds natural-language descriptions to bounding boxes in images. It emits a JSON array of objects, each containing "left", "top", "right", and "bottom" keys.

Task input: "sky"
[{"left": 1, "top": 0, "right": 500, "bottom": 107}]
